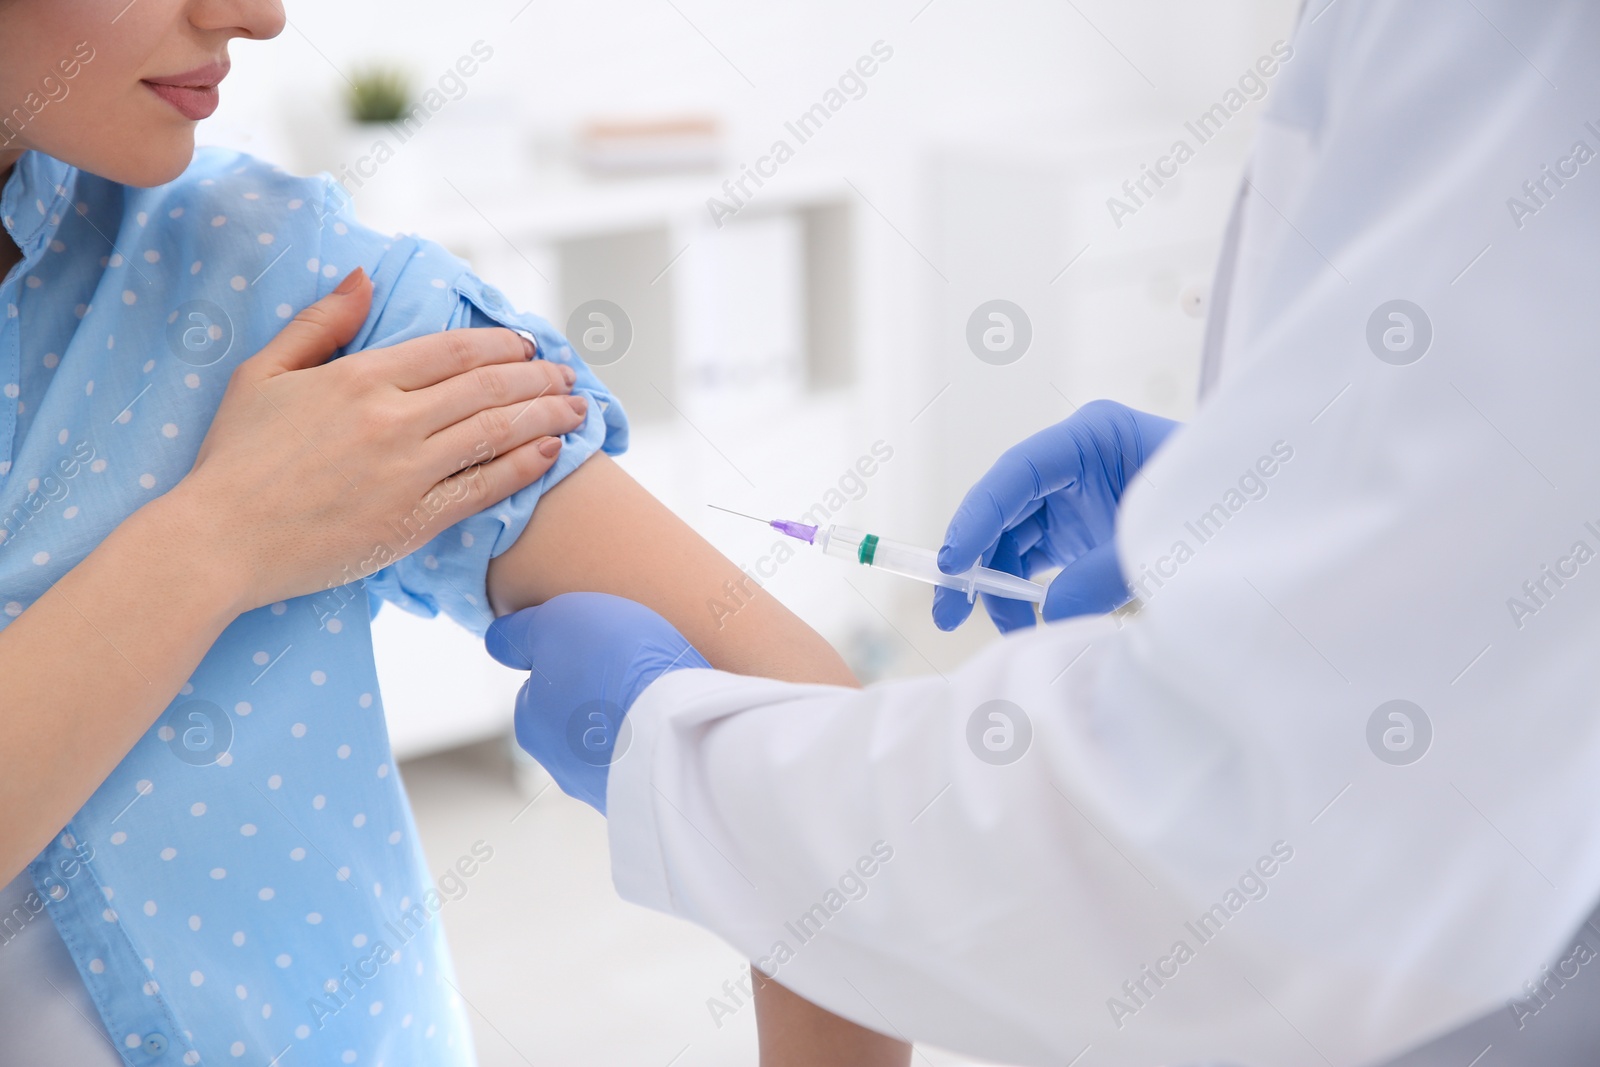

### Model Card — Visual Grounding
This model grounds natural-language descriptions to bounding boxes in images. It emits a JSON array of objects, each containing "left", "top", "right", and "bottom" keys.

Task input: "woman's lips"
[
  {"left": 144, "top": 81, "right": 221, "bottom": 121},
  {"left": 142, "top": 61, "right": 229, "bottom": 121}
]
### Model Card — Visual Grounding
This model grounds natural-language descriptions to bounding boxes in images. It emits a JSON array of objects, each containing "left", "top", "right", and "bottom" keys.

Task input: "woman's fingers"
[
  {"left": 410, "top": 356, "right": 575, "bottom": 436},
  {"left": 429, "top": 434, "right": 569, "bottom": 528},
  {"left": 248, "top": 268, "right": 373, "bottom": 376},
  {"left": 350, "top": 325, "right": 535, "bottom": 391},
  {"left": 186, "top": 288, "right": 596, "bottom": 610},
  {"left": 426, "top": 393, "right": 589, "bottom": 476}
]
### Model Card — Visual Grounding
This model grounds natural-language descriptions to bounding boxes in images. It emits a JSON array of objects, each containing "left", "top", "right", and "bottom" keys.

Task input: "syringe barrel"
[
  {"left": 816, "top": 525, "right": 868, "bottom": 563},
  {"left": 818, "top": 526, "right": 1046, "bottom": 604}
]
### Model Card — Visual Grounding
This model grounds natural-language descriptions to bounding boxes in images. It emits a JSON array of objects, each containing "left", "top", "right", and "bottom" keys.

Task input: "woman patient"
[{"left": 0, "top": 1, "right": 907, "bottom": 1064}]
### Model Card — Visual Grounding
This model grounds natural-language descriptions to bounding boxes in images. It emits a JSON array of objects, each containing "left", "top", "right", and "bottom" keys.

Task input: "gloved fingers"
[
  {"left": 488, "top": 592, "right": 655, "bottom": 667},
  {"left": 934, "top": 582, "right": 1037, "bottom": 634},
  {"left": 933, "top": 529, "right": 1030, "bottom": 631},
  {"left": 938, "top": 446, "right": 1065, "bottom": 575},
  {"left": 1003, "top": 511, "right": 1048, "bottom": 559},
  {"left": 1019, "top": 544, "right": 1058, "bottom": 585},
  {"left": 982, "top": 527, "right": 1031, "bottom": 576},
  {"left": 1041, "top": 540, "right": 1131, "bottom": 621},
  {"left": 942, "top": 404, "right": 1185, "bottom": 575},
  {"left": 940, "top": 408, "right": 1143, "bottom": 575},
  {"left": 982, "top": 592, "right": 1038, "bottom": 633},
  {"left": 494, "top": 591, "right": 703, "bottom": 821},
  {"left": 1088, "top": 403, "right": 1184, "bottom": 492},
  {"left": 940, "top": 402, "right": 1163, "bottom": 570},
  {"left": 931, "top": 585, "right": 976, "bottom": 631},
  {"left": 514, "top": 694, "right": 611, "bottom": 813},
  {"left": 980, "top": 532, "right": 1039, "bottom": 633},
  {"left": 511, "top": 675, "right": 551, "bottom": 747},
  {"left": 1000, "top": 413, "right": 1106, "bottom": 489},
  {"left": 485, "top": 607, "right": 540, "bottom": 669}
]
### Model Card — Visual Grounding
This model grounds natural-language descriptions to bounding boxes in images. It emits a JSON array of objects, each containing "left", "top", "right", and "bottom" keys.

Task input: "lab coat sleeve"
[
  {"left": 607, "top": 5, "right": 1600, "bottom": 1063},
  {"left": 608, "top": 621, "right": 1385, "bottom": 1067},
  {"left": 609, "top": 560, "right": 1600, "bottom": 1067}
]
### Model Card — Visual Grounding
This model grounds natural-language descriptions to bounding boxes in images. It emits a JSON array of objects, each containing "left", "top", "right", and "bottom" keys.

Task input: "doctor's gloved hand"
[
  {"left": 485, "top": 593, "right": 711, "bottom": 814},
  {"left": 934, "top": 399, "right": 1180, "bottom": 633}
]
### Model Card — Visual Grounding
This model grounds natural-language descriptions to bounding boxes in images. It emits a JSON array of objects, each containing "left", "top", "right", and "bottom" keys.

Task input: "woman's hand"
[{"left": 174, "top": 268, "right": 590, "bottom": 613}]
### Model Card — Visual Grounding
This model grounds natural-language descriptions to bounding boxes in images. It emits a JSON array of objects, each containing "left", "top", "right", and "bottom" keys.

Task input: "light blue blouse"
[{"left": 0, "top": 148, "right": 627, "bottom": 1066}]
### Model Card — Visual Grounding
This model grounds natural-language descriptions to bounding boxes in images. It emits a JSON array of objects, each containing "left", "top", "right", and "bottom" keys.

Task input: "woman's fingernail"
[
  {"left": 334, "top": 267, "right": 366, "bottom": 295},
  {"left": 566, "top": 395, "right": 588, "bottom": 417},
  {"left": 514, "top": 330, "right": 536, "bottom": 360},
  {"left": 561, "top": 363, "right": 576, "bottom": 385},
  {"left": 538, "top": 436, "right": 562, "bottom": 458}
]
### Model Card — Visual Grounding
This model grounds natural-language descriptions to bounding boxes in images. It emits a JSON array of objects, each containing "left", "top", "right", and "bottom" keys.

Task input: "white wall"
[{"left": 215, "top": 2, "right": 1298, "bottom": 157}]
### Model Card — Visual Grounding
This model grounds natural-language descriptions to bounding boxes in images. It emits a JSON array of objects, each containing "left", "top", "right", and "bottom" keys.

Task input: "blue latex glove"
[
  {"left": 485, "top": 592, "right": 711, "bottom": 814},
  {"left": 934, "top": 399, "right": 1181, "bottom": 633}
]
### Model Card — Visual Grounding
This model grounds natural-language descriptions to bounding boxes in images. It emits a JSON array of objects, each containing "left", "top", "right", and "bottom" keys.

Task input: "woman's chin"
[
  {"left": 124, "top": 139, "right": 199, "bottom": 188},
  {"left": 75, "top": 130, "right": 197, "bottom": 188}
]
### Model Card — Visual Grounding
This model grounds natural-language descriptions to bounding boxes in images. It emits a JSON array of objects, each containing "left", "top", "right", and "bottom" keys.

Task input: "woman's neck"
[{"left": 0, "top": 159, "right": 20, "bottom": 282}]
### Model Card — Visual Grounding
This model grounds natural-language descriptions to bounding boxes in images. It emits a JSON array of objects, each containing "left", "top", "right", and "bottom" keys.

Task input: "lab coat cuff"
[{"left": 605, "top": 667, "right": 841, "bottom": 915}]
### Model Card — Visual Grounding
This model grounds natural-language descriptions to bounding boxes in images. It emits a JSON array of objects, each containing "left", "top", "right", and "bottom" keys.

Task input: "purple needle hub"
[
  {"left": 771, "top": 519, "right": 819, "bottom": 544},
  {"left": 707, "top": 505, "right": 820, "bottom": 545}
]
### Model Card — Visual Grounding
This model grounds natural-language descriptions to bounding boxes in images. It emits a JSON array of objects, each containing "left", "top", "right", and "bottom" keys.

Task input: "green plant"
[{"left": 345, "top": 65, "right": 413, "bottom": 124}]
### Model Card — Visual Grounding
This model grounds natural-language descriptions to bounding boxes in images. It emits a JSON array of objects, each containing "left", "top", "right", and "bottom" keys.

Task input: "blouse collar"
[{"left": 1, "top": 151, "right": 79, "bottom": 261}]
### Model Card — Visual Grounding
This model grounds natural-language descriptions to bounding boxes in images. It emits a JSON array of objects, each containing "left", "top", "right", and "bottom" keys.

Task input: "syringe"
[{"left": 709, "top": 506, "right": 1047, "bottom": 605}]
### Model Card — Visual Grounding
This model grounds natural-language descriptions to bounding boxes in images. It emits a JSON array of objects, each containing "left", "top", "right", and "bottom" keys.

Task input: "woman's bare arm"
[
  {"left": 487, "top": 452, "right": 851, "bottom": 685},
  {"left": 486, "top": 452, "right": 911, "bottom": 1067}
]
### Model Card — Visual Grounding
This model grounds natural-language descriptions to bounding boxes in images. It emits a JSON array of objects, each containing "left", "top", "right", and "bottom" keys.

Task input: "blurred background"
[{"left": 199, "top": 1, "right": 1299, "bottom": 1062}]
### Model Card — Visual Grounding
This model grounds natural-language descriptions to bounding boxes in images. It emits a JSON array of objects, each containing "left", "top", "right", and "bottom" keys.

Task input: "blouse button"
[{"left": 142, "top": 1032, "right": 169, "bottom": 1056}]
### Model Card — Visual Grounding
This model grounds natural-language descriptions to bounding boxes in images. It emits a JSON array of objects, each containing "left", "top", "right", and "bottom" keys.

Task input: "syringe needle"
[{"left": 707, "top": 504, "right": 772, "bottom": 525}]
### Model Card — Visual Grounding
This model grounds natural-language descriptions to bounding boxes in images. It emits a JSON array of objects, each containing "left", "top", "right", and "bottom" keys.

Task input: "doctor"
[{"left": 489, "top": 2, "right": 1600, "bottom": 1064}]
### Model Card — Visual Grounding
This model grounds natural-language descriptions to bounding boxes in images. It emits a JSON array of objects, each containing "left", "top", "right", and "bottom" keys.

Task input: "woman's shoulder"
[
  {"left": 56, "top": 150, "right": 445, "bottom": 371},
  {"left": 117, "top": 148, "right": 344, "bottom": 238},
  {"left": 81, "top": 149, "right": 430, "bottom": 324},
  {"left": 79, "top": 148, "right": 383, "bottom": 297}
]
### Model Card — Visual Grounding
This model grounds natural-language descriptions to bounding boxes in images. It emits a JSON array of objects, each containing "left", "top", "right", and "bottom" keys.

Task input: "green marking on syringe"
[{"left": 708, "top": 505, "right": 1046, "bottom": 603}]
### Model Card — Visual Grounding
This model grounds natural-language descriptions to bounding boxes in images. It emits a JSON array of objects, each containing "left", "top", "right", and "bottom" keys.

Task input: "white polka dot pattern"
[{"left": 0, "top": 149, "right": 624, "bottom": 1067}]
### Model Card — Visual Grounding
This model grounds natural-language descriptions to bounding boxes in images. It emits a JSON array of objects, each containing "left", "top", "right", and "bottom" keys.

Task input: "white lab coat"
[{"left": 607, "top": 2, "right": 1600, "bottom": 1063}]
